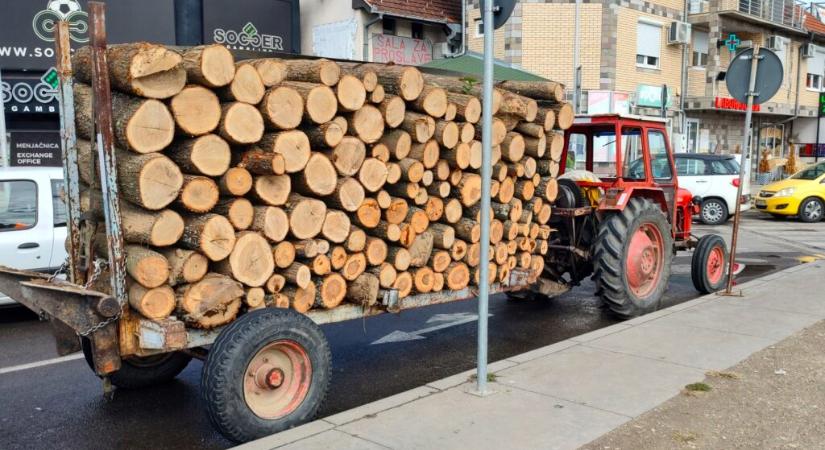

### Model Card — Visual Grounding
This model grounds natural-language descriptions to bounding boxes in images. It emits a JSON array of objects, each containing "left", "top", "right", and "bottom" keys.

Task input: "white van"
[{"left": 0, "top": 167, "right": 67, "bottom": 305}]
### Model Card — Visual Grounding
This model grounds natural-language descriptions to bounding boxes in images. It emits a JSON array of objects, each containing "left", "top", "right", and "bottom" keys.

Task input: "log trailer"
[{"left": 0, "top": 7, "right": 727, "bottom": 445}]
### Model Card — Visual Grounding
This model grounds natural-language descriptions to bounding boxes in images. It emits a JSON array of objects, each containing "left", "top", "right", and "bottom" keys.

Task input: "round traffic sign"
[{"left": 725, "top": 47, "right": 783, "bottom": 105}]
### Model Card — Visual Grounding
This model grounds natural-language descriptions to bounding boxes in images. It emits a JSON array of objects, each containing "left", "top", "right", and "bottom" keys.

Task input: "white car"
[
  {"left": 0, "top": 167, "right": 67, "bottom": 305},
  {"left": 675, "top": 153, "right": 751, "bottom": 225}
]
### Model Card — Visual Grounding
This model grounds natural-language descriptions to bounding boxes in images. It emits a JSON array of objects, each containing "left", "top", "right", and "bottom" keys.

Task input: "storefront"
[{"left": 1, "top": 0, "right": 300, "bottom": 167}]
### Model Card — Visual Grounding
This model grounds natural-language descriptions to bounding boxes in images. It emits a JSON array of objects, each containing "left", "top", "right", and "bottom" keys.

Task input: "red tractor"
[{"left": 527, "top": 114, "right": 729, "bottom": 317}]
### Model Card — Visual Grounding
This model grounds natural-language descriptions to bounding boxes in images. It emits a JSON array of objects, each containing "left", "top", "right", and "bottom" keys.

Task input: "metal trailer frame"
[{"left": 0, "top": 5, "right": 536, "bottom": 379}]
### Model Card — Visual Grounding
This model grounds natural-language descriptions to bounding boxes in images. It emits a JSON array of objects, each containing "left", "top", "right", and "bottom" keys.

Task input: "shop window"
[
  {"left": 622, "top": 128, "right": 646, "bottom": 180},
  {"left": 383, "top": 18, "right": 397, "bottom": 36},
  {"left": 412, "top": 23, "right": 423, "bottom": 40},
  {"left": 0, "top": 180, "right": 37, "bottom": 231},
  {"left": 636, "top": 21, "right": 661, "bottom": 69},
  {"left": 692, "top": 30, "right": 708, "bottom": 67},
  {"left": 648, "top": 130, "right": 673, "bottom": 180}
]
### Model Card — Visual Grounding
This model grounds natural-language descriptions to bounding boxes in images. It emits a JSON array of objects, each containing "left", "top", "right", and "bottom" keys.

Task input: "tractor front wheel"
[
  {"left": 691, "top": 234, "right": 728, "bottom": 294},
  {"left": 593, "top": 198, "right": 673, "bottom": 318}
]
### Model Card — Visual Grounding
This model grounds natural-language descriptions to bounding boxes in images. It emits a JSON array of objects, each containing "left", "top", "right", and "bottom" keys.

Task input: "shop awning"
[{"left": 420, "top": 52, "right": 547, "bottom": 82}]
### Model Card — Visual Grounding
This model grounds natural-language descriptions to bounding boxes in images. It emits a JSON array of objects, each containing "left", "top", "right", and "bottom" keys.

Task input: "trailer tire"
[
  {"left": 691, "top": 234, "right": 728, "bottom": 294},
  {"left": 593, "top": 198, "right": 673, "bottom": 318},
  {"left": 202, "top": 308, "right": 331, "bottom": 443},
  {"left": 80, "top": 338, "right": 192, "bottom": 389}
]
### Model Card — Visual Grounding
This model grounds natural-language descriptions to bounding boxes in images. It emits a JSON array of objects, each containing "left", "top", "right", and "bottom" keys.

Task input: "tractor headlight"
[{"left": 774, "top": 187, "right": 795, "bottom": 197}]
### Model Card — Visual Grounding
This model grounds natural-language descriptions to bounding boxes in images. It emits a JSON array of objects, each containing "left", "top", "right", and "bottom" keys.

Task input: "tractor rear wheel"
[
  {"left": 691, "top": 234, "right": 728, "bottom": 294},
  {"left": 593, "top": 198, "right": 673, "bottom": 318}
]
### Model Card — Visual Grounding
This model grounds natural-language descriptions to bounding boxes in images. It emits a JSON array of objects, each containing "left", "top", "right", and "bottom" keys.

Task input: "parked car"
[
  {"left": 0, "top": 167, "right": 67, "bottom": 305},
  {"left": 674, "top": 153, "right": 750, "bottom": 225},
  {"left": 754, "top": 161, "right": 825, "bottom": 222}
]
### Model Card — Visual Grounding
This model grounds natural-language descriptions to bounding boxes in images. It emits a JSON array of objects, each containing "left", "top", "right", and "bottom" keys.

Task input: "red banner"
[{"left": 714, "top": 97, "right": 760, "bottom": 112}]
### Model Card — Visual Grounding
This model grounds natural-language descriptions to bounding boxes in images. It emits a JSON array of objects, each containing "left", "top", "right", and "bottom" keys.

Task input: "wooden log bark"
[
  {"left": 218, "top": 167, "right": 253, "bottom": 196},
  {"left": 497, "top": 89, "right": 538, "bottom": 122},
  {"left": 244, "top": 287, "right": 266, "bottom": 310},
  {"left": 408, "top": 232, "right": 434, "bottom": 268},
  {"left": 294, "top": 152, "right": 338, "bottom": 196},
  {"left": 315, "top": 273, "right": 347, "bottom": 309},
  {"left": 409, "top": 139, "right": 440, "bottom": 169},
  {"left": 169, "top": 85, "right": 222, "bottom": 136},
  {"left": 250, "top": 175, "right": 291, "bottom": 206},
  {"left": 327, "top": 137, "right": 366, "bottom": 177},
  {"left": 179, "top": 44, "right": 235, "bottom": 88},
  {"left": 217, "top": 63, "right": 265, "bottom": 104},
  {"left": 400, "top": 112, "right": 436, "bottom": 143},
  {"left": 250, "top": 206, "right": 289, "bottom": 242},
  {"left": 75, "top": 83, "right": 175, "bottom": 153},
  {"left": 116, "top": 149, "right": 183, "bottom": 210},
  {"left": 284, "top": 263, "right": 312, "bottom": 289},
  {"left": 244, "top": 58, "right": 287, "bottom": 87},
  {"left": 129, "top": 283, "right": 176, "bottom": 319},
  {"left": 535, "top": 108, "right": 556, "bottom": 131},
  {"left": 434, "top": 121, "right": 459, "bottom": 149},
  {"left": 443, "top": 198, "right": 463, "bottom": 224},
  {"left": 369, "top": 263, "right": 397, "bottom": 288},
  {"left": 167, "top": 134, "right": 230, "bottom": 177},
  {"left": 122, "top": 245, "right": 170, "bottom": 289},
  {"left": 446, "top": 92, "right": 481, "bottom": 124},
  {"left": 258, "top": 85, "right": 304, "bottom": 130},
  {"left": 413, "top": 267, "right": 435, "bottom": 293},
  {"left": 356, "top": 198, "right": 382, "bottom": 229},
  {"left": 428, "top": 223, "right": 456, "bottom": 250},
  {"left": 278, "top": 81, "right": 338, "bottom": 125},
  {"left": 359, "top": 158, "right": 389, "bottom": 193},
  {"left": 235, "top": 148, "right": 286, "bottom": 175},
  {"left": 497, "top": 80, "right": 565, "bottom": 102},
  {"left": 409, "top": 86, "right": 448, "bottom": 118},
  {"left": 379, "top": 95, "right": 406, "bottom": 128},
  {"left": 369, "top": 84, "right": 385, "bottom": 103},
  {"left": 282, "top": 283, "right": 315, "bottom": 313},
  {"left": 347, "top": 64, "right": 424, "bottom": 101},
  {"left": 421, "top": 73, "right": 502, "bottom": 113},
  {"left": 322, "top": 210, "right": 351, "bottom": 244},
  {"left": 306, "top": 120, "right": 345, "bottom": 149},
  {"left": 346, "top": 273, "right": 379, "bottom": 306},
  {"left": 258, "top": 130, "right": 311, "bottom": 173},
  {"left": 444, "top": 262, "right": 470, "bottom": 290},
  {"left": 341, "top": 253, "right": 367, "bottom": 281},
  {"left": 455, "top": 218, "right": 481, "bottom": 243},
  {"left": 219, "top": 102, "right": 264, "bottom": 145},
  {"left": 74, "top": 43, "right": 186, "bottom": 99},
  {"left": 386, "top": 246, "right": 411, "bottom": 271},
  {"left": 327, "top": 177, "right": 365, "bottom": 212},
  {"left": 284, "top": 59, "right": 341, "bottom": 86},
  {"left": 273, "top": 241, "right": 296, "bottom": 269},
  {"left": 346, "top": 226, "right": 367, "bottom": 252},
  {"left": 336, "top": 74, "right": 367, "bottom": 112},
  {"left": 391, "top": 271, "right": 413, "bottom": 298},
  {"left": 161, "top": 248, "right": 208, "bottom": 286},
  {"left": 284, "top": 194, "right": 327, "bottom": 239},
  {"left": 177, "top": 273, "right": 244, "bottom": 328},
  {"left": 346, "top": 105, "right": 385, "bottom": 144},
  {"left": 176, "top": 175, "right": 219, "bottom": 213},
  {"left": 88, "top": 197, "right": 184, "bottom": 246},
  {"left": 180, "top": 214, "right": 236, "bottom": 261},
  {"left": 213, "top": 231, "right": 275, "bottom": 287},
  {"left": 365, "top": 237, "right": 388, "bottom": 266}
]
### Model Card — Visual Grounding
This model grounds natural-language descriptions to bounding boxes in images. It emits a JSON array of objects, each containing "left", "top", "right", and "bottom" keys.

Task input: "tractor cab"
[{"left": 531, "top": 114, "right": 727, "bottom": 318}]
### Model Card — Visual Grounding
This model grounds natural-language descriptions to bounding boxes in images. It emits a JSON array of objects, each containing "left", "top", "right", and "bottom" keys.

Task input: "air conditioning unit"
[
  {"left": 765, "top": 35, "right": 784, "bottom": 51},
  {"left": 802, "top": 43, "right": 815, "bottom": 58},
  {"left": 668, "top": 21, "right": 691, "bottom": 45}
]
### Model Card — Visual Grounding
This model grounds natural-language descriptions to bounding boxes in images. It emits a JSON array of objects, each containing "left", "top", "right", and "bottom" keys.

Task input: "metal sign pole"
[
  {"left": 725, "top": 45, "right": 761, "bottom": 294},
  {"left": 475, "top": 0, "right": 495, "bottom": 395}
]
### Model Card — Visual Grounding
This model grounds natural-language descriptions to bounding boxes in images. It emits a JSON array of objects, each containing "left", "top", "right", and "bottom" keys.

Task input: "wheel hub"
[
  {"left": 625, "top": 223, "right": 665, "bottom": 298},
  {"left": 244, "top": 340, "right": 312, "bottom": 419},
  {"left": 706, "top": 246, "right": 725, "bottom": 285}
]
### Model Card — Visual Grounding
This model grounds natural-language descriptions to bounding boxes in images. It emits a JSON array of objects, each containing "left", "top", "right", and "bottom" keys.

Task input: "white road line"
[{"left": 0, "top": 353, "right": 84, "bottom": 375}]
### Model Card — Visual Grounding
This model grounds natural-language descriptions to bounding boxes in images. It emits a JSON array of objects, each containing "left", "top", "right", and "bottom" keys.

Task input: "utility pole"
[{"left": 572, "top": 0, "right": 581, "bottom": 112}]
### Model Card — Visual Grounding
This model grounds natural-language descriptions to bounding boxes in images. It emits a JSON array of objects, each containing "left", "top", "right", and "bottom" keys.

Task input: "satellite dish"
[{"left": 479, "top": 0, "right": 516, "bottom": 29}]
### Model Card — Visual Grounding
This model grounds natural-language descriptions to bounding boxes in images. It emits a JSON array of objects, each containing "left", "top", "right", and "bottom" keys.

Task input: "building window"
[
  {"left": 474, "top": 18, "right": 483, "bottom": 37},
  {"left": 807, "top": 46, "right": 825, "bottom": 91},
  {"left": 636, "top": 21, "right": 662, "bottom": 69},
  {"left": 383, "top": 18, "right": 396, "bottom": 36},
  {"left": 692, "top": 30, "right": 708, "bottom": 67},
  {"left": 411, "top": 22, "right": 423, "bottom": 40},
  {"left": 688, "top": 0, "right": 708, "bottom": 13}
]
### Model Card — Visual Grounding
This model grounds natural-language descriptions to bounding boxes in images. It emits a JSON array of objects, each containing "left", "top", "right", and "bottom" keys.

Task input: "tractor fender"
[{"left": 598, "top": 187, "right": 668, "bottom": 213}]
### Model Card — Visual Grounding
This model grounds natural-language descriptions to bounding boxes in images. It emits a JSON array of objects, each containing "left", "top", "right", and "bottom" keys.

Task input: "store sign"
[
  {"left": 372, "top": 35, "right": 433, "bottom": 65},
  {"left": 9, "top": 131, "right": 62, "bottom": 167},
  {"left": 0, "top": 0, "right": 175, "bottom": 70},
  {"left": 204, "top": 0, "right": 294, "bottom": 54},
  {"left": 635, "top": 85, "right": 673, "bottom": 108},
  {"left": 1, "top": 69, "right": 60, "bottom": 114},
  {"left": 587, "top": 90, "right": 630, "bottom": 115},
  {"left": 714, "top": 96, "right": 761, "bottom": 112}
]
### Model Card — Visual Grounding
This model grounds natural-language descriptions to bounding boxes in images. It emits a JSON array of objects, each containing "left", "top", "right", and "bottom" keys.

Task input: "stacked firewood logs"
[{"left": 72, "top": 42, "right": 572, "bottom": 329}]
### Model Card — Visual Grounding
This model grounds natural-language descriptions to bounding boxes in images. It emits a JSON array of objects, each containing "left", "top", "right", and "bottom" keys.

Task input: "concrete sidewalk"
[{"left": 239, "top": 260, "right": 825, "bottom": 450}]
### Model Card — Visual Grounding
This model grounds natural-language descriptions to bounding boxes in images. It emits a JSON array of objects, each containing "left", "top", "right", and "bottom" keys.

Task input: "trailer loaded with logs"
[{"left": 0, "top": 9, "right": 580, "bottom": 443}]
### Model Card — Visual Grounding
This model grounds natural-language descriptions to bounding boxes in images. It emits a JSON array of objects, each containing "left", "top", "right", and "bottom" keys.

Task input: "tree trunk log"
[
  {"left": 116, "top": 149, "right": 183, "bottom": 210},
  {"left": 218, "top": 167, "right": 253, "bottom": 196},
  {"left": 284, "top": 59, "right": 341, "bottom": 86},
  {"left": 180, "top": 214, "right": 236, "bottom": 261},
  {"left": 161, "top": 248, "right": 208, "bottom": 286},
  {"left": 167, "top": 134, "right": 230, "bottom": 176},
  {"left": 74, "top": 43, "right": 186, "bottom": 99},
  {"left": 218, "top": 102, "right": 264, "bottom": 145},
  {"left": 217, "top": 63, "right": 265, "bottom": 104},
  {"left": 346, "top": 273, "right": 379, "bottom": 306},
  {"left": 213, "top": 231, "right": 274, "bottom": 287},
  {"left": 179, "top": 44, "right": 235, "bottom": 88},
  {"left": 258, "top": 130, "right": 311, "bottom": 173}
]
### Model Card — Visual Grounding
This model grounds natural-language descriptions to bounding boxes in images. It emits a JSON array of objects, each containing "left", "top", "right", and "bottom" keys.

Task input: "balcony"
[{"left": 690, "top": 0, "right": 805, "bottom": 31}]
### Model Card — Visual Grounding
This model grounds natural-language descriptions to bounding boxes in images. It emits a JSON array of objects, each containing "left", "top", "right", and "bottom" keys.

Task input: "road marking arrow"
[{"left": 370, "top": 312, "right": 492, "bottom": 345}]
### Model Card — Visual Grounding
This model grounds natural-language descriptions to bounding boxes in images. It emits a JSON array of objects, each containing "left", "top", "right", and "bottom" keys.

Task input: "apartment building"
[{"left": 300, "top": 0, "right": 461, "bottom": 63}]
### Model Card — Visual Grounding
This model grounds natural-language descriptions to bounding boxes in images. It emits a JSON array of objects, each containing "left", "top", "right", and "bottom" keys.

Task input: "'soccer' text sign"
[
  {"left": 0, "top": 0, "right": 175, "bottom": 70},
  {"left": 371, "top": 35, "right": 433, "bottom": 65},
  {"left": 1, "top": 69, "right": 60, "bottom": 114},
  {"left": 203, "top": 0, "right": 295, "bottom": 54}
]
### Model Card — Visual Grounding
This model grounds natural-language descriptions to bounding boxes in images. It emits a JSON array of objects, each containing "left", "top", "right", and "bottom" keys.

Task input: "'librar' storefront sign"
[{"left": 714, "top": 96, "right": 761, "bottom": 112}]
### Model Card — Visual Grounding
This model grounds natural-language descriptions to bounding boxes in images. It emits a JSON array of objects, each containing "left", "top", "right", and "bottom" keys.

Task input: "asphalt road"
[{"left": 0, "top": 212, "right": 821, "bottom": 450}]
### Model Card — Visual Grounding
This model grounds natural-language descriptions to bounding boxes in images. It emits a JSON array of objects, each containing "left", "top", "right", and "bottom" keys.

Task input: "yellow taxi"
[{"left": 754, "top": 161, "right": 825, "bottom": 222}]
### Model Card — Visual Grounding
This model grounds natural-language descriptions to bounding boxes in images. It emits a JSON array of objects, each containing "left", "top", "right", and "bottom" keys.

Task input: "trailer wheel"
[
  {"left": 202, "top": 308, "right": 331, "bottom": 443},
  {"left": 593, "top": 198, "right": 673, "bottom": 318},
  {"left": 691, "top": 234, "right": 728, "bottom": 294},
  {"left": 80, "top": 338, "right": 192, "bottom": 389}
]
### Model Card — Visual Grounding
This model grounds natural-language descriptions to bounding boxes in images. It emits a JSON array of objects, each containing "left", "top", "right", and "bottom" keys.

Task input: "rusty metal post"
[
  {"left": 88, "top": 2, "right": 127, "bottom": 305},
  {"left": 54, "top": 21, "right": 83, "bottom": 285},
  {"left": 725, "top": 45, "right": 761, "bottom": 294}
]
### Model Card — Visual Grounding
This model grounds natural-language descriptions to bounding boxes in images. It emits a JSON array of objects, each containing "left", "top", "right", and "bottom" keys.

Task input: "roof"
[
  {"left": 673, "top": 153, "right": 738, "bottom": 160},
  {"left": 573, "top": 114, "right": 669, "bottom": 124},
  {"left": 804, "top": 12, "right": 825, "bottom": 36},
  {"left": 419, "top": 52, "right": 547, "bottom": 81},
  {"left": 360, "top": 0, "right": 461, "bottom": 24}
]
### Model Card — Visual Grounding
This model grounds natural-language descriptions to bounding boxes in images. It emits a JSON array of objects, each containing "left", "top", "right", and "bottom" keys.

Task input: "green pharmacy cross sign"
[{"left": 725, "top": 34, "right": 740, "bottom": 53}]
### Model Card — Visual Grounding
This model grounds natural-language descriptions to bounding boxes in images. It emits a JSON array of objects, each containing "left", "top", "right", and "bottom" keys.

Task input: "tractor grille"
[{"left": 759, "top": 191, "right": 775, "bottom": 198}]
